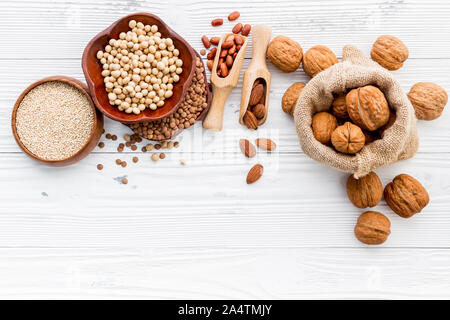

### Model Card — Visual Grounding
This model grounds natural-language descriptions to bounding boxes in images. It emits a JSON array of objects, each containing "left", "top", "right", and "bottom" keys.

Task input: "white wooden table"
[{"left": 0, "top": 0, "right": 449, "bottom": 299}]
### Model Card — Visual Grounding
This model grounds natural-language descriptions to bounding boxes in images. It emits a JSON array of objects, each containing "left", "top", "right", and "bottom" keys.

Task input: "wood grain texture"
[
  {"left": 1, "top": 248, "right": 450, "bottom": 299},
  {"left": 1, "top": 0, "right": 450, "bottom": 298}
]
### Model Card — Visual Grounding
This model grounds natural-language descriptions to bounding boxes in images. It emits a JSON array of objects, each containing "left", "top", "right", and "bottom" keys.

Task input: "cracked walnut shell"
[
  {"left": 408, "top": 82, "right": 448, "bottom": 120},
  {"left": 331, "top": 122, "right": 365, "bottom": 154},
  {"left": 371, "top": 35, "right": 409, "bottom": 71},
  {"left": 346, "top": 85, "right": 390, "bottom": 131},
  {"left": 384, "top": 174, "right": 429, "bottom": 218},
  {"left": 312, "top": 112, "right": 338, "bottom": 145},
  {"left": 347, "top": 172, "right": 383, "bottom": 208},
  {"left": 267, "top": 36, "right": 303, "bottom": 73},
  {"left": 282, "top": 82, "right": 306, "bottom": 116},
  {"left": 302, "top": 45, "right": 338, "bottom": 77},
  {"left": 354, "top": 211, "right": 391, "bottom": 245}
]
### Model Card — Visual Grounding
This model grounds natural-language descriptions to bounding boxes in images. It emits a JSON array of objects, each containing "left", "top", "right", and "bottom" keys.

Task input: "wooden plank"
[
  {"left": 1, "top": 247, "right": 450, "bottom": 299},
  {"left": 0, "top": 152, "right": 448, "bottom": 248},
  {"left": 0, "top": 0, "right": 449, "bottom": 59}
]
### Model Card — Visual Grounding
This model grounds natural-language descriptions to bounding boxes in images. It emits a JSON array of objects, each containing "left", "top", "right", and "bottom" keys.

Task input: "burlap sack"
[{"left": 294, "top": 45, "right": 418, "bottom": 178}]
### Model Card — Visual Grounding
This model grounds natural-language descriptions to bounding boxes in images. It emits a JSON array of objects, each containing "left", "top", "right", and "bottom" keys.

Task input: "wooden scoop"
[
  {"left": 203, "top": 33, "right": 249, "bottom": 131},
  {"left": 239, "top": 25, "right": 272, "bottom": 126}
]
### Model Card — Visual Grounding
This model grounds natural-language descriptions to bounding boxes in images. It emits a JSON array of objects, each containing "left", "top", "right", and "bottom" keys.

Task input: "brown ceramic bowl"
[
  {"left": 82, "top": 12, "right": 196, "bottom": 123},
  {"left": 11, "top": 76, "right": 104, "bottom": 167}
]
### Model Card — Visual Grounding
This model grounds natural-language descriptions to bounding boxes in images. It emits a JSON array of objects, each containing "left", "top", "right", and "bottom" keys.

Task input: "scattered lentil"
[
  {"left": 106, "top": 133, "right": 112, "bottom": 139},
  {"left": 97, "top": 164, "right": 104, "bottom": 170},
  {"left": 146, "top": 144, "right": 154, "bottom": 151},
  {"left": 131, "top": 145, "right": 137, "bottom": 151},
  {"left": 132, "top": 156, "right": 139, "bottom": 163},
  {"left": 111, "top": 135, "right": 117, "bottom": 141},
  {"left": 14, "top": 81, "right": 95, "bottom": 161},
  {"left": 141, "top": 146, "right": 147, "bottom": 152},
  {"left": 124, "top": 134, "right": 131, "bottom": 142},
  {"left": 121, "top": 161, "right": 127, "bottom": 167},
  {"left": 159, "top": 153, "right": 166, "bottom": 159},
  {"left": 174, "top": 141, "right": 180, "bottom": 148},
  {"left": 155, "top": 144, "right": 161, "bottom": 150},
  {"left": 116, "top": 159, "right": 122, "bottom": 165},
  {"left": 98, "top": 142, "right": 105, "bottom": 148},
  {"left": 180, "top": 159, "right": 186, "bottom": 165},
  {"left": 167, "top": 141, "right": 174, "bottom": 149},
  {"left": 126, "top": 142, "right": 132, "bottom": 147},
  {"left": 122, "top": 178, "right": 128, "bottom": 184}
]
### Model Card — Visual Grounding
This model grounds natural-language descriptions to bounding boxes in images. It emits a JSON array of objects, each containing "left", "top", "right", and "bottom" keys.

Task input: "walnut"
[
  {"left": 347, "top": 172, "right": 383, "bottom": 208},
  {"left": 331, "top": 93, "right": 348, "bottom": 119},
  {"left": 408, "top": 82, "right": 448, "bottom": 120},
  {"left": 302, "top": 45, "right": 338, "bottom": 77},
  {"left": 384, "top": 174, "right": 430, "bottom": 218},
  {"left": 376, "top": 109, "right": 396, "bottom": 137},
  {"left": 354, "top": 211, "right": 391, "bottom": 245},
  {"left": 370, "top": 35, "right": 409, "bottom": 70},
  {"left": 331, "top": 122, "right": 365, "bottom": 154},
  {"left": 267, "top": 36, "right": 303, "bottom": 73},
  {"left": 282, "top": 82, "right": 306, "bottom": 116},
  {"left": 311, "top": 112, "right": 338, "bottom": 145},
  {"left": 346, "top": 85, "right": 390, "bottom": 131}
]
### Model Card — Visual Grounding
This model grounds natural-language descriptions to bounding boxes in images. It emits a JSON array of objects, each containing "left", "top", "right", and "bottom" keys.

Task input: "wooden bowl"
[
  {"left": 82, "top": 12, "right": 196, "bottom": 123},
  {"left": 11, "top": 76, "right": 104, "bottom": 167}
]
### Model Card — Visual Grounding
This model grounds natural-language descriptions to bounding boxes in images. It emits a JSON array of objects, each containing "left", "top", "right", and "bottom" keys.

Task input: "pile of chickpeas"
[{"left": 96, "top": 20, "right": 184, "bottom": 114}]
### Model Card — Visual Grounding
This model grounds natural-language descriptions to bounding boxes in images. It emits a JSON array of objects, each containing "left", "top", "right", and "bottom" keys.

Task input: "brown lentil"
[
  {"left": 155, "top": 144, "right": 161, "bottom": 150},
  {"left": 132, "top": 156, "right": 139, "bottom": 163},
  {"left": 116, "top": 159, "right": 122, "bottom": 165},
  {"left": 106, "top": 133, "right": 112, "bottom": 139},
  {"left": 159, "top": 153, "right": 166, "bottom": 159},
  {"left": 122, "top": 178, "right": 128, "bottom": 184},
  {"left": 98, "top": 142, "right": 105, "bottom": 148},
  {"left": 141, "top": 146, "right": 147, "bottom": 152},
  {"left": 97, "top": 164, "right": 103, "bottom": 170},
  {"left": 174, "top": 141, "right": 180, "bottom": 148},
  {"left": 131, "top": 145, "right": 137, "bottom": 151},
  {"left": 15, "top": 81, "right": 95, "bottom": 161},
  {"left": 121, "top": 161, "right": 127, "bottom": 167},
  {"left": 111, "top": 135, "right": 117, "bottom": 141},
  {"left": 129, "top": 57, "right": 208, "bottom": 141}
]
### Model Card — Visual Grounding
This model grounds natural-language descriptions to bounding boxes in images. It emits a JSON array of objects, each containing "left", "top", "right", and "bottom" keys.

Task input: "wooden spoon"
[
  {"left": 239, "top": 25, "right": 272, "bottom": 126},
  {"left": 203, "top": 33, "right": 249, "bottom": 131}
]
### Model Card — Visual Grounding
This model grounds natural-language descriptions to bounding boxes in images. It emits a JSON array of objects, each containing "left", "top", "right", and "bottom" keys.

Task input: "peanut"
[
  {"left": 242, "top": 24, "right": 251, "bottom": 36},
  {"left": 210, "top": 37, "right": 220, "bottom": 45},
  {"left": 232, "top": 23, "right": 243, "bottom": 34},
  {"left": 221, "top": 40, "right": 234, "bottom": 49},
  {"left": 207, "top": 47, "right": 217, "bottom": 60},
  {"left": 228, "top": 11, "right": 240, "bottom": 21}
]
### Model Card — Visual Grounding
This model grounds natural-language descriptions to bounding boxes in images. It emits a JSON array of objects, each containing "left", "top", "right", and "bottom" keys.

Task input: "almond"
[
  {"left": 246, "top": 164, "right": 264, "bottom": 184},
  {"left": 252, "top": 104, "right": 265, "bottom": 119},
  {"left": 239, "top": 139, "right": 256, "bottom": 158},
  {"left": 255, "top": 138, "right": 276, "bottom": 151},
  {"left": 249, "top": 84, "right": 264, "bottom": 106},
  {"left": 243, "top": 110, "right": 258, "bottom": 130}
]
